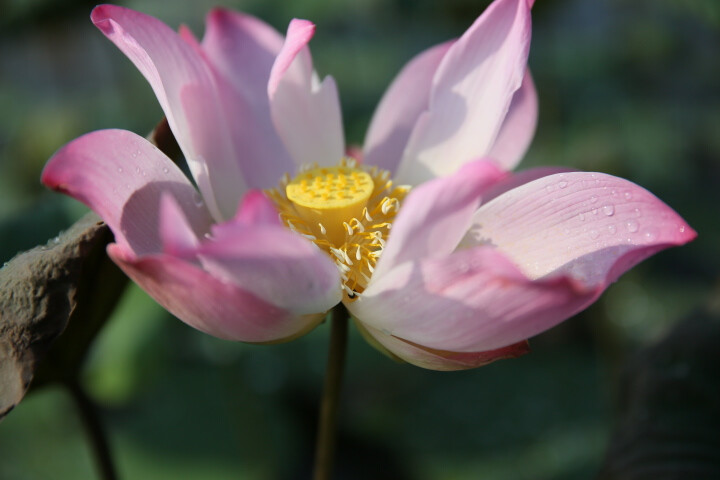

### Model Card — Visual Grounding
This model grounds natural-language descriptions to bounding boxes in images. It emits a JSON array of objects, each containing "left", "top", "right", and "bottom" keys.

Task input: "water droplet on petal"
[
  {"left": 592, "top": 208, "right": 598, "bottom": 215},
  {"left": 626, "top": 220, "right": 639, "bottom": 233},
  {"left": 590, "top": 195, "right": 598, "bottom": 204},
  {"left": 193, "top": 191, "right": 204, "bottom": 207},
  {"left": 644, "top": 230, "right": 657, "bottom": 241},
  {"left": 602, "top": 204, "right": 615, "bottom": 216},
  {"left": 163, "top": 167, "right": 169, "bottom": 174},
  {"left": 679, "top": 225, "right": 686, "bottom": 233},
  {"left": 578, "top": 213, "right": 585, "bottom": 221},
  {"left": 624, "top": 191, "right": 632, "bottom": 200},
  {"left": 589, "top": 230, "right": 599, "bottom": 239},
  {"left": 607, "top": 224, "right": 617, "bottom": 234},
  {"left": 634, "top": 208, "right": 642, "bottom": 218},
  {"left": 558, "top": 180, "right": 568, "bottom": 189},
  {"left": 117, "top": 167, "right": 123, "bottom": 173}
]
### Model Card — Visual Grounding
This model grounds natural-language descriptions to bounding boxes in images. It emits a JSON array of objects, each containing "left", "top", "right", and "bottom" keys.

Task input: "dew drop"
[
  {"left": 117, "top": 167, "right": 123, "bottom": 173},
  {"left": 607, "top": 224, "right": 617, "bottom": 235},
  {"left": 644, "top": 231, "right": 657, "bottom": 241},
  {"left": 624, "top": 191, "right": 632, "bottom": 200},
  {"left": 558, "top": 180, "right": 568, "bottom": 189},
  {"left": 602, "top": 204, "right": 615, "bottom": 216},
  {"left": 545, "top": 185, "right": 554, "bottom": 193},
  {"left": 590, "top": 195, "right": 598, "bottom": 204},
  {"left": 634, "top": 208, "right": 641, "bottom": 218},
  {"left": 589, "top": 230, "right": 599, "bottom": 240},
  {"left": 163, "top": 167, "right": 169, "bottom": 174},
  {"left": 592, "top": 208, "right": 598, "bottom": 215},
  {"left": 578, "top": 213, "right": 585, "bottom": 221},
  {"left": 135, "top": 166, "right": 141, "bottom": 174},
  {"left": 679, "top": 225, "right": 686, "bottom": 233},
  {"left": 626, "top": 220, "right": 639, "bottom": 233},
  {"left": 193, "top": 191, "right": 204, "bottom": 207},
  {"left": 611, "top": 189, "right": 618, "bottom": 197}
]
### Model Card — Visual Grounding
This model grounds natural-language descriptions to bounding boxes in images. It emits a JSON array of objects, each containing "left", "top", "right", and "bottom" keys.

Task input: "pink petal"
[
  {"left": 394, "top": 0, "right": 532, "bottom": 185},
  {"left": 373, "top": 159, "right": 506, "bottom": 280},
  {"left": 232, "top": 190, "right": 282, "bottom": 226},
  {"left": 199, "top": 9, "right": 295, "bottom": 189},
  {"left": 91, "top": 5, "right": 246, "bottom": 220},
  {"left": 42, "top": 129, "right": 212, "bottom": 257},
  {"left": 465, "top": 172, "right": 697, "bottom": 284},
  {"left": 203, "top": 9, "right": 284, "bottom": 105},
  {"left": 480, "top": 165, "right": 576, "bottom": 205},
  {"left": 108, "top": 244, "right": 326, "bottom": 343},
  {"left": 363, "top": 41, "right": 453, "bottom": 174},
  {"left": 349, "top": 246, "right": 599, "bottom": 352},
  {"left": 357, "top": 322, "right": 530, "bottom": 371},
  {"left": 199, "top": 222, "right": 341, "bottom": 315},
  {"left": 488, "top": 71, "right": 538, "bottom": 170},
  {"left": 159, "top": 193, "right": 201, "bottom": 255},
  {"left": 268, "top": 19, "right": 345, "bottom": 167}
]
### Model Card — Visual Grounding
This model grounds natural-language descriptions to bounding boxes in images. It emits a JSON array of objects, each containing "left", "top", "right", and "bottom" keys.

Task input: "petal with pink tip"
[
  {"left": 199, "top": 9, "right": 295, "bottom": 189},
  {"left": 373, "top": 159, "right": 506, "bottom": 280},
  {"left": 349, "top": 246, "right": 599, "bottom": 352},
  {"left": 42, "top": 129, "right": 212, "bottom": 257},
  {"left": 465, "top": 172, "right": 697, "bottom": 284},
  {"left": 199, "top": 222, "right": 341, "bottom": 315},
  {"left": 395, "top": 0, "right": 531, "bottom": 185},
  {"left": 91, "top": 5, "right": 246, "bottom": 220},
  {"left": 356, "top": 321, "right": 530, "bottom": 371},
  {"left": 108, "top": 244, "right": 325, "bottom": 343},
  {"left": 268, "top": 19, "right": 344, "bottom": 167},
  {"left": 488, "top": 71, "right": 538, "bottom": 170},
  {"left": 363, "top": 41, "right": 453, "bottom": 174}
]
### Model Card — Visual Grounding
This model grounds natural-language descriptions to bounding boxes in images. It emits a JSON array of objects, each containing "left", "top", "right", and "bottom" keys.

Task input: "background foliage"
[{"left": 0, "top": 0, "right": 718, "bottom": 478}]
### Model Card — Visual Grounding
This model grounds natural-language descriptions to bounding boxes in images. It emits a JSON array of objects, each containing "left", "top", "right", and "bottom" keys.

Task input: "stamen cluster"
[{"left": 266, "top": 158, "right": 409, "bottom": 299}]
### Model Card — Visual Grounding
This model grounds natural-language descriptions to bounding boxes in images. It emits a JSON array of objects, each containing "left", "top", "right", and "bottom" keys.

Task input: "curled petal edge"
[{"left": 355, "top": 321, "right": 530, "bottom": 371}]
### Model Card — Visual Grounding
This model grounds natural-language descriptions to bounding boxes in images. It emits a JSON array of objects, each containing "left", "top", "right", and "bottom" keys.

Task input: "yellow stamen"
[{"left": 266, "top": 158, "right": 410, "bottom": 299}]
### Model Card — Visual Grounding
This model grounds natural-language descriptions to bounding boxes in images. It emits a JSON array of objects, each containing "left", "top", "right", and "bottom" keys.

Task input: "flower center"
[
  {"left": 285, "top": 166, "right": 374, "bottom": 245},
  {"left": 266, "top": 158, "right": 409, "bottom": 299}
]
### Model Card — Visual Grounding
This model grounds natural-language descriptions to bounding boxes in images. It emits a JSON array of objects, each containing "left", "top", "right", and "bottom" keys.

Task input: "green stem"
[
  {"left": 66, "top": 380, "right": 118, "bottom": 480},
  {"left": 312, "top": 305, "right": 349, "bottom": 480}
]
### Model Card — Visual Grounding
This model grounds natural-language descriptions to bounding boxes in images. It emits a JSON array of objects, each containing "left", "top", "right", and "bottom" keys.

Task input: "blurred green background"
[{"left": 0, "top": 0, "right": 718, "bottom": 478}]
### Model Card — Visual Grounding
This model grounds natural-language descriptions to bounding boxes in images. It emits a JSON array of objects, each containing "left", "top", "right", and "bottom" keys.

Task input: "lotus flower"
[{"left": 42, "top": 0, "right": 695, "bottom": 370}]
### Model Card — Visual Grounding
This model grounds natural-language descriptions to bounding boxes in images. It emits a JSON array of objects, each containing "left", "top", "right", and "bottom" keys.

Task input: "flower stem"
[
  {"left": 65, "top": 380, "right": 118, "bottom": 480},
  {"left": 313, "top": 305, "right": 349, "bottom": 480}
]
